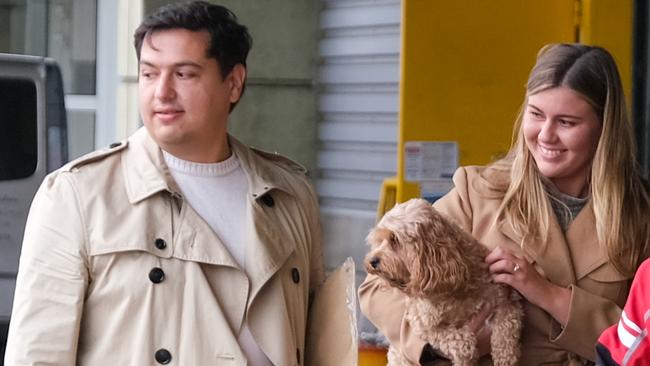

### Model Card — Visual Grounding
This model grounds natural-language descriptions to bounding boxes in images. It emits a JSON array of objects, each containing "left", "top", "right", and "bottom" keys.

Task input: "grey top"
[{"left": 544, "top": 181, "right": 589, "bottom": 232}]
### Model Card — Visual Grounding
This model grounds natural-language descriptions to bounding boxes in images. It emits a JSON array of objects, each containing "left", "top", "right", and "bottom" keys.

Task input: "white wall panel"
[
  {"left": 318, "top": 179, "right": 383, "bottom": 202},
  {"left": 317, "top": 0, "right": 400, "bottom": 213},
  {"left": 321, "top": 4, "right": 400, "bottom": 29},
  {"left": 319, "top": 150, "right": 396, "bottom": 172},
  {"left": 319, "top": 34, "right": 400, "bottom": 58},
  {"left": 320, "top": 63, "right": 398, "bottom": 84},
  {"left": 319, "top": 121, "right": 397, "bottom": 143},
  {"left": 320, "top": 92, "right": 399, "bottom": 114}
]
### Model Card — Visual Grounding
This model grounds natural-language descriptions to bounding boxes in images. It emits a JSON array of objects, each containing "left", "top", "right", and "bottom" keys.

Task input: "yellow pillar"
[{"left": 579, "top": 0, "right": 633, "bottom": 99}]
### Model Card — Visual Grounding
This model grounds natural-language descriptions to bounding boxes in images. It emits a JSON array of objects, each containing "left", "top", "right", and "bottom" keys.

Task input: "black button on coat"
[
  {"left": 155, "top": 349, "right": 172, "bottom": 364},
  {"left": 148, "top": 268, "right": 165, "bottom": 284}
]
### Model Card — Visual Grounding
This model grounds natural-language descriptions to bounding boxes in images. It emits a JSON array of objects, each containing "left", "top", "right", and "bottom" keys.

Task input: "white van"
[{"left": 0, "top": 53, "right": 67, "bottom": 358}]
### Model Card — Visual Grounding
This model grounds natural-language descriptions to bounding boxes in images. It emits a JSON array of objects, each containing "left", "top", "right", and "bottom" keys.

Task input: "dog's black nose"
[{"left": 369, "top": 257, "right": 380, "bottom": 269}]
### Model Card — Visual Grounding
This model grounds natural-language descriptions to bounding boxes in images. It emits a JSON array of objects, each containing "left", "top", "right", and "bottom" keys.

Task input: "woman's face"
[{"left": 523, "top": 86, "right": 602, "bottom": 197}]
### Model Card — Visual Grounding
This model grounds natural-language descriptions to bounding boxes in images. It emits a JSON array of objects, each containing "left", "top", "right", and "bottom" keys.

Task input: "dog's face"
[
  {"left": 364, "top": 199, "right": 472, "bottom": 298},
  {"left": 364, "top": 227, "right": 411, "bottom": 291}
]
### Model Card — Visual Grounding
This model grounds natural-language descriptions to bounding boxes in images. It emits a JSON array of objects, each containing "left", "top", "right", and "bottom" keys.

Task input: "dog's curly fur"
[{"left": 364, "top": 198, "right": 523, "bottom": 366}]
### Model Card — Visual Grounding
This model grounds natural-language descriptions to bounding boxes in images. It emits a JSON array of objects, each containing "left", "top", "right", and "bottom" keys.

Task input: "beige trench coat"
[
  {"left": 359, "top": 166, "right": 637, "bottom": 365},
  {"left": 5, "top": 128, "right": 324, "bottom": 366}
]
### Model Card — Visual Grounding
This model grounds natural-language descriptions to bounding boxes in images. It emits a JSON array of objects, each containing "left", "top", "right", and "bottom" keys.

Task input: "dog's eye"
[{"left": 388, "top": 235, "right": 400, "bottom": 250}]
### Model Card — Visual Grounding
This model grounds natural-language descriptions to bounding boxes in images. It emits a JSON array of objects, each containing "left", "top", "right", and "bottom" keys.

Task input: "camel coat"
[
  {"left": 359, "top": 166, "right": 635, "bottom": 365},
  {"left": 5, "top": 128, "right": 324, "bottom": 366}
]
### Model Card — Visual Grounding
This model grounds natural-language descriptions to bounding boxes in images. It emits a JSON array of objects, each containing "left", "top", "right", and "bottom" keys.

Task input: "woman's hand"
[
  {"left": 420, "top": 303, "right": 494, "bottom": 365},
  {"left": 485, "top": 246, "right": 572, "bottom": 326}
]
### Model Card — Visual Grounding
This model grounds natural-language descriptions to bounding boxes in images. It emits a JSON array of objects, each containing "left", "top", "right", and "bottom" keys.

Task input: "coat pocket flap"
[
  {"left": 585, "top": 262, "right": 631, "bottom": 282},
  {"left": 88, "top": 232, "right": 174, "bottom": 259}
]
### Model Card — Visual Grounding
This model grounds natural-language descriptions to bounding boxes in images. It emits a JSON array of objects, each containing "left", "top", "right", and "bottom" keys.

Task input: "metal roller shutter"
[{"left": 317, "top": 0, "right": 400, "bottom": 278}]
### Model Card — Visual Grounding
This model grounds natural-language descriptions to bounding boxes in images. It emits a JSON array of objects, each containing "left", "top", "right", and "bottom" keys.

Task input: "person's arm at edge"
[
  {"left": 594, "top": 259, "right": 650, "bottom": 365},
  {"left": 4, "top": 172, "right": 89, "bottom": 365}
]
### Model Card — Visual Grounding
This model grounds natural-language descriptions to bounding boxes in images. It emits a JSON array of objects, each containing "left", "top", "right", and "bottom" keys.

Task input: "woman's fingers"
[
  {"left": 484, "top": 245, "right": 506, "bottom": 264},
  {"left": 485, "top": 246, "right": 518, "bottom": 266},
  {"left": 486, "top": 246, "right": 522, "bottom": 275},
  {"left": 488, "top": 259, "right": 520, "bottom": 275}
]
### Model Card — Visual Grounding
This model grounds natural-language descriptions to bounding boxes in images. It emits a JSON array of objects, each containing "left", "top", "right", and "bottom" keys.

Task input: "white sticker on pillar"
[
  {"left": 404, "top": 141, "right": 458, "bottom": 202},
  {"left": 405, "top": 141, "right": 458, "bottom": 180}
]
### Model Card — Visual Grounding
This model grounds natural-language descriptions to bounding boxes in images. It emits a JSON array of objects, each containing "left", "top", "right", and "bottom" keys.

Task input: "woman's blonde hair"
[{"left": 489, "top": 43, "right": 650, "bottom": 276}]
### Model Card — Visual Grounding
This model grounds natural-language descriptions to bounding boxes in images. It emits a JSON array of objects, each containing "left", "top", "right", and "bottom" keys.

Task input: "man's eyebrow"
[
  {"left": 173, "top": 62, "right": 203, "bottom": 69},
  {"left": 139, "top": 60, "right": 203, "bottom": 69}
]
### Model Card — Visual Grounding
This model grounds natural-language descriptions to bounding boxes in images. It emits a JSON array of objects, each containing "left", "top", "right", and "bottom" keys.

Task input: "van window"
[{"left": 0, "top": 78, "right": 37, "bottom": 180}]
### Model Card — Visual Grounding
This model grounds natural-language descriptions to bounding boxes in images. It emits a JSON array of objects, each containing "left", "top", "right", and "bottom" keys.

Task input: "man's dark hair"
[{"left": 133, "top": 1, "right": 252, "bottom": 79}]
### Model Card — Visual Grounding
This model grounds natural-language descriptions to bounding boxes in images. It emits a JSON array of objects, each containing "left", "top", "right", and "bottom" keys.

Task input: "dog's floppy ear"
[{"left": 405, "top": 217, "right": 472, "bottom": 297}]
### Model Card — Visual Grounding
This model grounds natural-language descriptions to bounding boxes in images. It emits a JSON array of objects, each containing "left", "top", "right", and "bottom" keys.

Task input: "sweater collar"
[{"left": 122, "top": 127, "right": 297, "bottom": 204}]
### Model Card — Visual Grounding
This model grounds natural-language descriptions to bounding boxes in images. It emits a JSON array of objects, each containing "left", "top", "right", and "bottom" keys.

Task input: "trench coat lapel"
[
  {"left": 243, "top": 200, "right": 296, "bottom": 366},
  {"left": 120, "top": 128, "right": 241, "bottom": 267},
  {"left": 565, "top": 201, "right": 608, "bottom": 279},
  {"left": 232, "top": 136, "right": 298, "bottom": 365},
  {"left": 230, "top": 136, "right": 295, "bottom": 299},
  {"left": 244, "top": 200, "right": 292, "bottom": 300},
  {"left": 122, "top": 129, "right": 296, "bottom": 270},
  {"left": 122, "top": 128, "right": 169, "bottom": 204},
  {"left": 174, "top": 204, "right": 242, "bottom": 267},
  {"left": 498, "top": 212, "right": 577, "bottom": 287}
]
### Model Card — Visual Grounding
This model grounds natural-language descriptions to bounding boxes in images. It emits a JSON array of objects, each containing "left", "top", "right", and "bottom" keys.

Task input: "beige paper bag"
[{"left": 305, "top": 257, "right": 358, "bottom": 365}]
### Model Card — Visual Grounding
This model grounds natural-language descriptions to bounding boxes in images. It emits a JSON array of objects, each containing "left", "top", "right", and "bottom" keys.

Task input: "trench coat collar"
[
  {"left": 497, "top": 199, "right": 609, "bottom": 284},
  {"left": 564, "top": 200, "right": 610, "bottom": 279},
  {"left": 122, "top": 128, "right": 170, "bottom": 204},
  {"left": 497, "top": 208, "right": 575, "bottom": 287},
  {"left": 229, "top": 136, "right": 300, "bottom": 201},
  {"left": 122, "top": 127, "right": 296, "bottom": 204},
  {"left": 121, "top": 127, "right": 299, "bottom": 274},
  {"left": 232, "top": 135, "right": 301, "bottom": 298}
]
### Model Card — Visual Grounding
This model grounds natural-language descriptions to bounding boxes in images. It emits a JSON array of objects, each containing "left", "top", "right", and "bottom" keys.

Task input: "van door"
[{"left": 0, "top": 53, "right": 67, "bottom": 358}]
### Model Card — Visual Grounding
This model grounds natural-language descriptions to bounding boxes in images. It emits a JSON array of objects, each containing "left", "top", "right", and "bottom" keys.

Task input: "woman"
[{"left": 359, "top": 43, "right": 650, "bottom": 365}]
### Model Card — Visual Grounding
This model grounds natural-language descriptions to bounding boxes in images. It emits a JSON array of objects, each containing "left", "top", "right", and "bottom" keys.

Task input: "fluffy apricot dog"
[{"left": 364, "top": 198, "right": 523, "bottom": 366}]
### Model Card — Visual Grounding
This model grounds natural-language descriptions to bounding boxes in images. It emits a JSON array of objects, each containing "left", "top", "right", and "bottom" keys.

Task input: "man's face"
[{"left": 138, "top": 28, "right": 245, "bottom": 162}]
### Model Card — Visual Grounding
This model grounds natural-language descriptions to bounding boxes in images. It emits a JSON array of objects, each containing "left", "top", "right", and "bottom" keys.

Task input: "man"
[{"left": 5, "top": 2, "right": 323, "bottom": 365}]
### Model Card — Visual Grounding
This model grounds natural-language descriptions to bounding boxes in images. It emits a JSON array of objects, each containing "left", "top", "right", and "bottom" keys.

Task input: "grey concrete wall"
[{"left": 144, "top": 0, "right": 320, "bottom": 172}]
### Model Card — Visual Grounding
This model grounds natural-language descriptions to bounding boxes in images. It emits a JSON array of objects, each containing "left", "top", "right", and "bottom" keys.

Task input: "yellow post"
[{"left": 579, "top": 0, "right": 633, "bottom": 99}]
